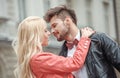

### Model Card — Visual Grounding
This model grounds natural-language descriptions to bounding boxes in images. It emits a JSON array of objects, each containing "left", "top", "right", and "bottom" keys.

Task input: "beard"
[
  {"left": 57, "top": 31, "right": 69, "bottom": 41},
  {"left": 56, "top": 22, "right": 70, "bottom": 41},
  {"left": 57, "top": 37, "right": 64, "bottom": 41}
]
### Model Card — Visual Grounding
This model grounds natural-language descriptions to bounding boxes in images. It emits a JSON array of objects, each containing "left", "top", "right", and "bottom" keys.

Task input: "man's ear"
[{"left": 64, "top": 17, "right": 71, "bottom": 26}]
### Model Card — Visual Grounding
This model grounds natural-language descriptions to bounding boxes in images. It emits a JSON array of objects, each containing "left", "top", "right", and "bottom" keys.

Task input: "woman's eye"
[{"left": 45, "top": 29, "right": 48, "bottom": 32}]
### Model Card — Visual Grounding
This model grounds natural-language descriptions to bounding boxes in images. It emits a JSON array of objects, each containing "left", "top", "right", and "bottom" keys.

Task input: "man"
[{"left": 44, "top": 5, "right": 120, "bottom": 78}]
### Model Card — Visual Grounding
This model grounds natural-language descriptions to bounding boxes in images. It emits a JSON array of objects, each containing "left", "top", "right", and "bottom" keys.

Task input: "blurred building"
[
  {"left": 113, "top": 0, "right": 120, "bottom": 77},
  {"left": 0, "top": 0, "right": 119, "bottom": 78},
  {"left": 114, "top": 0, "right": 120, "bottom": 43}
]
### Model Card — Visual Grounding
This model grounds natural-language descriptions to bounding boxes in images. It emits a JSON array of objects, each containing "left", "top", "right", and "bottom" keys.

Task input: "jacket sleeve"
[
  {"left": 30, "top": 37, "right": 91, "bottom": 73},
  {"left": 99, "top": 33, "right": 120, "bottom": 72}
]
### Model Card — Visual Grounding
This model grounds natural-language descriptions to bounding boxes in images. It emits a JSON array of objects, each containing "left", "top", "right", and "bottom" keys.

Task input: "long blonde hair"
[{"left": 12, "top": 16, "right": 46, "bottom": 78}]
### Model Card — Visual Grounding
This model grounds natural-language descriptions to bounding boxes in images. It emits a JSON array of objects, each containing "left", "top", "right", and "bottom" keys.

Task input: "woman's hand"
[{"left": 81, "top": 27, "right": 95, "bottom": 37}]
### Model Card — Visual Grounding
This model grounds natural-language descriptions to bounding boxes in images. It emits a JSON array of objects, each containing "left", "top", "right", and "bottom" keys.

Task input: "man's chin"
[{"left": 57, "top": 38, "right": 64, "bottom": 41}]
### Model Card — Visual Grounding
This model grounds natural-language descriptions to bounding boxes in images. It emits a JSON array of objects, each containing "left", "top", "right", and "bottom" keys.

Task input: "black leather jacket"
[{"left": 59, "top": 33, "right": 120, "bottom": 78}]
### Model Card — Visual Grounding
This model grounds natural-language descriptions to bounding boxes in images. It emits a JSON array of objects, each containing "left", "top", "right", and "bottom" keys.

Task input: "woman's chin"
[{"left": 42, "top": 43, "right": 48, "bottom": 47}]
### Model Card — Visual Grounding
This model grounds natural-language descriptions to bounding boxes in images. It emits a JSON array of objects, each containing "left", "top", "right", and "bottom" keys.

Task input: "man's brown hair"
[{"left": 44, "top": 5, "right": 77, "bottom": 25}]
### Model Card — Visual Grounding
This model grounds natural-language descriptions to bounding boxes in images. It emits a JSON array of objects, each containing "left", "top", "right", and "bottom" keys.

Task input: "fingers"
[
  {"left": 81, "top": 27, "right": 93, "bottom": 33},
  {"left": 81, "top": 27, "right": 95, "bottom": 37}
]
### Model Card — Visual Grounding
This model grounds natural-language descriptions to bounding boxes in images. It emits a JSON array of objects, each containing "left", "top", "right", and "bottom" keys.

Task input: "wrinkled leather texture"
[{"left": 59, "top": 32, "right": 120, "bottom": 78}]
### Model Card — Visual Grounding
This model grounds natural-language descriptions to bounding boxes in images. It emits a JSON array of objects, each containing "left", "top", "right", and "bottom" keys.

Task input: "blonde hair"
[{"left": 12, "top": 16, "right": 46, "bottom": 78}]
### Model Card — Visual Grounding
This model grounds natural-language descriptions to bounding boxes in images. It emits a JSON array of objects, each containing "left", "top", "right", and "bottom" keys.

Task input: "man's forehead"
[
  {"left": 50, "top": 16, "right": 62, "bottom": 24},
  {"left": 50, "top": 15, "right": 61, "bottom": 21}
]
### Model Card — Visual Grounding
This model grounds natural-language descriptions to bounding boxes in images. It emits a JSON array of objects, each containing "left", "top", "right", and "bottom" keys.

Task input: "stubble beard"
[
  {"left": 57, "top": 31, "right": 69, "bottom": 41},
  {"left": 57, "top": 23, "right": 70, "bottom": 41},
  {"left": 57, "top": 34, "right": 65, "bottom": 41}
]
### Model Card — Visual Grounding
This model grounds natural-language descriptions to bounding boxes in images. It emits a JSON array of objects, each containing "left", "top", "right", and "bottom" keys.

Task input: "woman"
[{"left": 13, "top": 16, "right": 94, "bottom": 78}]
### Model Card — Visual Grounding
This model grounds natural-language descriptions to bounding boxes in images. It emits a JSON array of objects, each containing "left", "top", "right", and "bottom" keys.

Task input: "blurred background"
[{"left": 0, "top": 0, "right": 120, "bottom": 78}]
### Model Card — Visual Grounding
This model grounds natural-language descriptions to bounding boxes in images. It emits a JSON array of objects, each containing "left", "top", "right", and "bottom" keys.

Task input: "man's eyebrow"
[{"left": 51, "top": 23, "right": 57, "bottom": 26}]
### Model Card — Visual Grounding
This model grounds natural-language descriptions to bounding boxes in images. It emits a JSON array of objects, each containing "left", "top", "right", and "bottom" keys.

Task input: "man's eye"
[
  {"left": 53, "top": 25, "right": 56, "bottom": 28},
  {"left": 52, "top": 23, "right": 57, "bottom": 28}
]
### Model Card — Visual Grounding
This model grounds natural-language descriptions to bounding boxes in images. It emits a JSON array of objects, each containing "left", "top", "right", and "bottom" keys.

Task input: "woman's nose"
[
  {"left": 48, "top": 31, "right": 51, "bottom": 36},
  {"left": 51, "top": 28, "right": 55, "bottom": 33}
]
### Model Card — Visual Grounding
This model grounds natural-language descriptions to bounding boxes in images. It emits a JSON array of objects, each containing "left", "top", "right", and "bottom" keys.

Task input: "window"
[
  {"left": 18, "top": 0, "right": 26, "bottom": 21},
  {"left": 103, "top": 2, "right": 109, "bottom": 33},
  {"left": 43, "top": 0, "right": 50, "bottom": 13},
  {"left": 66, "top": 0, "right": 72, "bottom": 8},
  {"left": 86, "top": 0, "right": 93, "bottom": 27},
  {"left": 0, "top": 0, "right": 6, "bottom": 16},
  {"left": 0, "top": 0, "right": 9, "bottom": 23}
]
